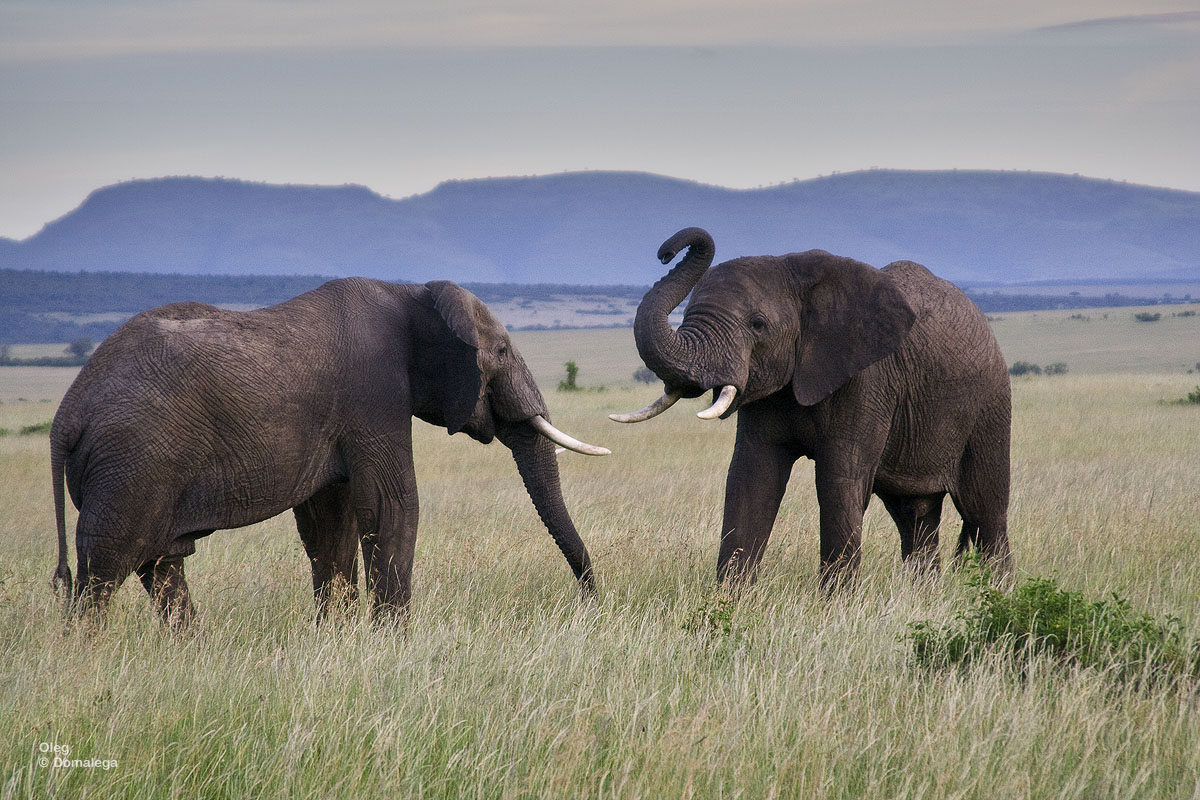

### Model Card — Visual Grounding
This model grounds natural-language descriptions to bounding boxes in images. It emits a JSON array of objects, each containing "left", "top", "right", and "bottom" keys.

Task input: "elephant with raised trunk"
[
  {"left": 51, "top": 278, "right": 608, "bottom": 625},
  {"left": 613, "top": 228, "right": 1011, "bottom": 588}
]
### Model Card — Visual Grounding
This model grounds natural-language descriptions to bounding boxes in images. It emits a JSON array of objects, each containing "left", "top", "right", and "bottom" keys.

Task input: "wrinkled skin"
[
  {"left": 624, "top": 228, "right": 1012, "bottom": 588},
  {"left": 51, "top": 278, "right": 600, "bottom": 626}
]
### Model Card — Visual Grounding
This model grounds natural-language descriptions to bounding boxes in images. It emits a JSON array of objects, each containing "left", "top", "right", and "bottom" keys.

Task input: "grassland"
[{"left": 1, "top": 307, "right": 1198, "bottom": 799}]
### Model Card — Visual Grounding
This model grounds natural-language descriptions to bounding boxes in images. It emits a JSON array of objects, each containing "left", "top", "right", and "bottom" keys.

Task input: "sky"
[{"left": 2, "top": 1, "right": 1199, "bottom": 240}]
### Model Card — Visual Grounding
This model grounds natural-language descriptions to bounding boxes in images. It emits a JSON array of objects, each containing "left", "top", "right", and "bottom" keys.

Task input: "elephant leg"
[
  {"left": 136, "top": 556, "right": 195, "bottom": 628},
  {"left": 878, "top": 492, "right": 945, "bottom": 574},
  {"left": 717, "top": 431, "right": 797, "bottom": 585},
  {"left": 813, "top": 465, "right": 874, "bottom": 592},
  {"left": 952, "top": 401, "right": 1013, "bottom": 576},
  {"left": 294, "top": 483, "right": 360, "bottom": 620},
  {"left": 71, "top": 508, "right": 147, "bottom": 621},
  {"left": 353, "top": 452, "right": 419, "bottom": 622}
]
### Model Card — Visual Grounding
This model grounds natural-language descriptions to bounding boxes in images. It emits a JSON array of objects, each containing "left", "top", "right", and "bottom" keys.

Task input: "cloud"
[
  {"left": 1036, "top": 11, "right": 1200, "bottom": 33},
  {"left": 11, "top": 0, "right": 1185, "bottom": 61}
]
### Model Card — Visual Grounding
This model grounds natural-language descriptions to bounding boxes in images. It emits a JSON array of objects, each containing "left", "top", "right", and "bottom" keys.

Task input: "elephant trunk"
[
  {"left": 500, "top": 421, "right": 597, "bottom": 599},
  {"left": 633, "top": 227, "right": 718, "bottom": 392}
]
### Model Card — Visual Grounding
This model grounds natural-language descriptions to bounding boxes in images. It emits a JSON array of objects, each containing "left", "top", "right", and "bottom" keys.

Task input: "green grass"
[{"left": 1, "top": 320, "right": 1199, "bottom": 799}]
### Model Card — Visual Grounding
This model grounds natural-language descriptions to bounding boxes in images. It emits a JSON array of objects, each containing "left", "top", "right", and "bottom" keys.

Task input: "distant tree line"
[
  {"left": 460, "top": 283, "right": 647, "bottom": 303},
  {"left": 966, "top": 291, "right": 1189, "bottom": 313},
  {"left": 1, "top": 268, "right": 1196, "bottom": 346},
  {"left": 0, "top": 338, "right": 94, "bottom": 367},
  {"left": 0, "top": 269, "right": 333, "bottom": 344}
]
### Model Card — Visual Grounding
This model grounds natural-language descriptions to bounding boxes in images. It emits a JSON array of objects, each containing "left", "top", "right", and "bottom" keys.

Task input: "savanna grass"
[{"left": 2, "top": 321, "right": 1199, "bottom": 798}]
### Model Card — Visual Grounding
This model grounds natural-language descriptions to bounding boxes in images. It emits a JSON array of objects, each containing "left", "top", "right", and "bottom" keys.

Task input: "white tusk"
[
  {"left": 608, "top": 389, "right": 684, "bottom": 423},
  {"left": 554, "top": 447, "right": 566, "bottom": 455},
  {"left": 530, "top": 415, "right": 611, "bottom": 456},
  {"left": 696, "top": 385, "right": 737, "bottom": 420}
]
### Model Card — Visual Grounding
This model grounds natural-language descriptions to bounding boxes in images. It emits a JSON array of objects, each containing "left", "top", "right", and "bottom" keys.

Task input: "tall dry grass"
[{"left": 1, "top": 337, "right": 1198, "bottom": 798}]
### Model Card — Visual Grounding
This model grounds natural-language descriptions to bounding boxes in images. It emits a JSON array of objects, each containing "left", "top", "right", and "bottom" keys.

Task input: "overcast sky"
[{"left": 2, "top": 1, "right": 1198, "bottom": 239}]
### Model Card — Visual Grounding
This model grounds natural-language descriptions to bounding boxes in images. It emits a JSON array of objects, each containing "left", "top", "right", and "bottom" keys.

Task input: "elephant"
[
  {"left": 612, "top": 227, "right": 1011, "bottom": 588},
  {"left": 50, "top": 278, "right": 609, "bottom": 625}
]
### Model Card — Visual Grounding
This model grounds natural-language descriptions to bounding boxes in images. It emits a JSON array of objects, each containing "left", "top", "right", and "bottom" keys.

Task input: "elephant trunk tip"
[{"left": 657, "top": 227, "right": 714, "bottom": 266}]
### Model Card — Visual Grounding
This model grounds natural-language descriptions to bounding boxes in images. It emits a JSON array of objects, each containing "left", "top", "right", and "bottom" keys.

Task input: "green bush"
[
  {"left": 1008, "top": 361, "right": 1042, "bottom": 376},
  {"left": 1043, "top": 362, "right": 1068, "bottom": 376},
  {"left": 907, "top": 559, "right": 1200, "bottom": 685},
  {"left": 557, "top": 360, "right": 581, "bottom": 392},
  {"left": 633, "top": 366, "right": 657, "bottom": 384},
  {"left": 682, "top": 591, "right": 738, "bottom": 637},
  {"left": 1163, "top": 386, "right": 1200, "bottom": 406},
  {"left": 1133, "top": 312, "right": 1162, "bottom": 322},
  {"left": 18, "top": 421, "right": 52, "bottom": 436}
]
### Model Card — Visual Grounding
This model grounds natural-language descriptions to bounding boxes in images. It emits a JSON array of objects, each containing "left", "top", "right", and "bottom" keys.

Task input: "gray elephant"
[
  {"left": 612, "top": 228, "right": 1011, "bottom": 588},
  {"left": 51, "top": 278, "right": 608, "bottom": 625}
]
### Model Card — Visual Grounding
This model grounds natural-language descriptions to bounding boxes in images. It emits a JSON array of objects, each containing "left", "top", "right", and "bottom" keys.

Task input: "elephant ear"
[
  {"left": 426, "top": 280, "right": 483, "bottom": 434},
  {"left": 790, "top": 254, "right": 916, "bottom": 406}
]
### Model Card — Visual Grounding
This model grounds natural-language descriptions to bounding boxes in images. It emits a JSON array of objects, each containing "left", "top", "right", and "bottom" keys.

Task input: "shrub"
[
  {"left": 1008, "top": 361, "right": 1042, "bottom": 376},
  {"left": 682, "top": 591, "right": 738, "bottom": 637},
  {"left": 907, "top": 559, "right": 1200, "bottom": 685},
  {"left": 1163, "top": 386, "right": 1200, "bottom": 406},
  {"left": 1043, "top": 362, "right": 1068, "bottom": 376},
  {"left": 19, "top": 421, "right": 52, "bottom": 436},
  {"left": 557, "top": 360, "right": 580, "bottom": 392},
  {"left": 633, "top": 366, "right": 657, "bottom": 384},
  {"left": 1133, "top": 312, "right": 1162, "bottom": 322},
  {"left": 65, "top": 337, "right": 95, "bottom": 360}
]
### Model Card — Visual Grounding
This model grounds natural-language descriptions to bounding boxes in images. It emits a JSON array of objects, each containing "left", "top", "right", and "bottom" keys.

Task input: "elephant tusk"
[
  {"left": 696, "top": 385, "right": 737, "bottom": 420},
  {"left": 607, "top": 389, "right": 684, "bottom": 423},
  {"left": 554, "top": 447, "right": 566, "bottom": 455},
  {"left": 530, "top": 415, "right": 611, "bottom": 456}
]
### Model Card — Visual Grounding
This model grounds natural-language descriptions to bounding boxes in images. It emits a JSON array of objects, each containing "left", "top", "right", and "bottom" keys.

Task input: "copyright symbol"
[{"left": 38, "top": 756, "right": 48, "bottom": 768}]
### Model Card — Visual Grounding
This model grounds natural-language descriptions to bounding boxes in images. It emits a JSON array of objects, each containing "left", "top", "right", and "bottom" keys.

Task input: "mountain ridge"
[{"left": 4, "top": 169, "right": 1198, "bottom": 285}]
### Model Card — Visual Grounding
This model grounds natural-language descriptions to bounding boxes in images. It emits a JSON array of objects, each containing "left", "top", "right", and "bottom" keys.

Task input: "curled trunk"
[
  {"left": 633, "top": 227, "right": 717, "bottom": 391},
  {"left": 500, "top": 421, "right": 596, "bottom": 598}
]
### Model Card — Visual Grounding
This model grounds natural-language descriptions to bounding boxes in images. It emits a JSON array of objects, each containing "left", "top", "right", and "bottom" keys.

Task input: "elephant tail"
[{"left": 50, "top": 427, "right": 73, "bottom": 604}]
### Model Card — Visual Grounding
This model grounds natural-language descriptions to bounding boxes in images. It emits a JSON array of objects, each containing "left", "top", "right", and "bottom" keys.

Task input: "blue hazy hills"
[{"left": 3, "top": 169, "right": 1198, "bottom": 285}]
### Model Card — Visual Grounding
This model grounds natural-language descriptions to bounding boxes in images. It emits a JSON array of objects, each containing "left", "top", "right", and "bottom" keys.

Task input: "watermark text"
[{"left": 37, "top": 741, "right": 118, "bottom": 771}]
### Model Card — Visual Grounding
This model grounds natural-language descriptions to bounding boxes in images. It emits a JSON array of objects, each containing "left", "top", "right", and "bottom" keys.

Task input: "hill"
[{"left": 2, "top": 170, "right": 1198, "bottom": 285}]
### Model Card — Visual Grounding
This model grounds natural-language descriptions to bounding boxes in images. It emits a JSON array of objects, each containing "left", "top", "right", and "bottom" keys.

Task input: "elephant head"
[
  {"left": 613, "top": 227, "right": 917, "bottom": 422},
  {"left": 417, "top": 280, "right": 606, "bottom": 593}
]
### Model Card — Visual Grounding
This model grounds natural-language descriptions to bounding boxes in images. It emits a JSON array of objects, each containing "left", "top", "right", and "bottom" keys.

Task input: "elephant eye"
[
  {"left": 748, "top": 316, "right": 768, "bottom": 334},
  {"left": 497, "top": 344, "right": 509, "bottom": 358}
]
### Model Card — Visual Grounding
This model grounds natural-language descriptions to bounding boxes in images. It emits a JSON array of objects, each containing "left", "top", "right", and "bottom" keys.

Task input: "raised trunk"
[
  {"left": 500, "top": 421, "right": 596, "bottom": 598},
  {"left": 633, "top": 227, "right": 716, "bottom": 391}
]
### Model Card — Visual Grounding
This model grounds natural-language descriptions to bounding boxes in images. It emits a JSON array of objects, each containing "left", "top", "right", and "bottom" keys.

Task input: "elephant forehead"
[
  {"left": 703, "top": 258, "right": 784, "bottom": 293},
  {"left": 692, "top": 261, "right": 792, "bottom": 315}
]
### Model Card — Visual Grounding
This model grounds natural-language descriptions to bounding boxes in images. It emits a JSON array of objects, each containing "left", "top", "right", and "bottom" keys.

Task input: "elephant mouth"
[{"left": 609, "top": 382, "right": 740, "bottom": 424}]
